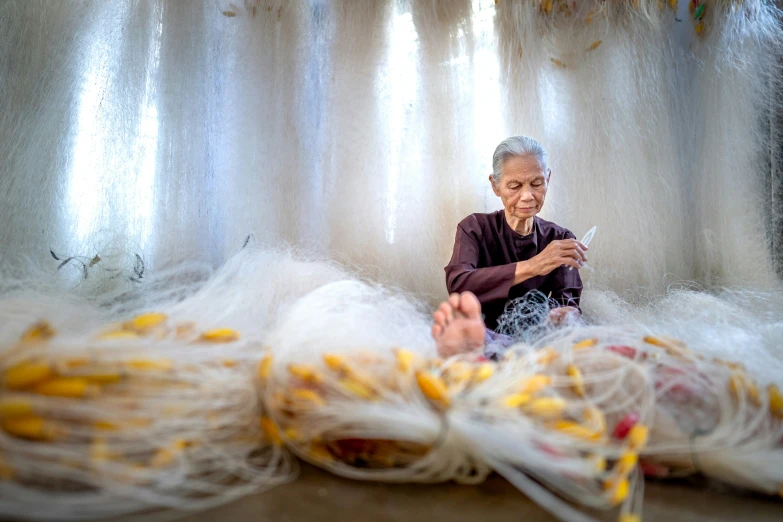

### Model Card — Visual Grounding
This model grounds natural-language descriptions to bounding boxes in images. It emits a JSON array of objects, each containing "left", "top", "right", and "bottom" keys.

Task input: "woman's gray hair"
[{"left": 491, "top": 136, "right": 548, "bottom": 183}]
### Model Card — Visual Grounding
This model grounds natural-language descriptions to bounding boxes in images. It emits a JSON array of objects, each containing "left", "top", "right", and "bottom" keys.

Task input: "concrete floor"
[{"left": 173, "top": 464, "right": 782, "bottom": 522}]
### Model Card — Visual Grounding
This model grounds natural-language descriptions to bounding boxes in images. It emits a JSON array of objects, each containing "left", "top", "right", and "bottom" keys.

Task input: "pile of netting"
[
  {"left": 0, "top": 315, "right": 295, "bottom": 520},
  {"left": 2, "top": 270, "right": 781, "bottom": 522}
]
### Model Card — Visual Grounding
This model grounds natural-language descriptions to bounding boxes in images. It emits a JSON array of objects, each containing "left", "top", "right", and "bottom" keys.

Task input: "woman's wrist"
[{"left": 514, "top": 259, "right": 539, "bottom": 285}]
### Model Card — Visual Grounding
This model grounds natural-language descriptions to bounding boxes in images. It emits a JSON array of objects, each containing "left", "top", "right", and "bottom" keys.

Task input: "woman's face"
[{"left": 490, "top": 155, "right": 550, "bottom": 221}]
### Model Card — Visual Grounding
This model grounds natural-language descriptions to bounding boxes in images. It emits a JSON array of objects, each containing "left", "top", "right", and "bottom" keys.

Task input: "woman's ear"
[
  {"left": 546, "top": 168, "right": 552, "bottom": 185},
  {"left": 489, "top": 174, "right": 501, "bottom": 196}
]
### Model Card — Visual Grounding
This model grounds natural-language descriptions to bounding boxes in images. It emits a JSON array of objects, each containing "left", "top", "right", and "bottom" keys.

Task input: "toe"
[
  {"left": 458, "top": 292, "right": 483, "bottom": 322},
  {"left": 433, "top": 310, "right": 446, "bottom": 328},
  {"left": 431, "top": 323, "right": 443, "bottom": 339},
  {"left": 438, "top": 302, "right": 454, "bottom": 323}
]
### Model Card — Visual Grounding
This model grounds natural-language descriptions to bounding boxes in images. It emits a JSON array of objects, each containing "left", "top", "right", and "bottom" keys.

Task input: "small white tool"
[
  {"left": 581, "top": 225, "right": 597, "bottom": 248},
  {"left": 569, "top": 225, "right": 596, "bottom": 271}
]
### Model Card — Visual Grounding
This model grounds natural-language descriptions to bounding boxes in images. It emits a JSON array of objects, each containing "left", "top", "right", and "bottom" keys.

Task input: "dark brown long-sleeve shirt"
[{"left": 445, "top": 211, "right": 582, "bottom": 330}]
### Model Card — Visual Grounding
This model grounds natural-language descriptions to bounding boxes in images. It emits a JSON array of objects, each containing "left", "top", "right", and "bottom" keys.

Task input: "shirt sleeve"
[
  {"left": 546, "top": 231, "right": 583, "bottom": 311},
  {"left": 444, "top": 224, "right": 516, "bottom": 304}
]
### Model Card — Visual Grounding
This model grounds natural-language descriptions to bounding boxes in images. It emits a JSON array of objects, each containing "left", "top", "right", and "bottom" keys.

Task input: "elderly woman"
[{"left": 433, "top": 136, "right": 587, "bottom": 357}]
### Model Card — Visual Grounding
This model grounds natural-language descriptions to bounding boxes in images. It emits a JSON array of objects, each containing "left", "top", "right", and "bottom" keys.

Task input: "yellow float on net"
[
  {"left": 323, "top": 354, "right": 346, "bottom": 373},
  {"left": 4, "top": 362, "right": 52, "bottom": 390},
  {"left": 614, "top": 452, "right": 639, "bottom": 477},
  {"left": 627, "top": 424, "right": 649, "bottom": 451},
  {"left": 93, "top": 420, "right": 119, "bottom": 431},
  {"left": 553, "top": 420, "right": 600, "bottom": 441},
  {"left": 519, "top": 374, "right": 552, "bottom": 394},
  {"left": 340, "top": 378, "right": 376, "bottom": 400},
  {"left": 0, "top": 398, "right": 34, "bottom": 418},
  {"left": 258, "top": 354, "right": 273, "bottom": 381},
  {"left": 729, "top": 372, "right": 762, "bottom": 406},
  {"left": 20, "top": 321, "right": 56, "bottom": 343},
  {"left": 260, "top": 417, "right": 283, "bottom": 446},
  {"left": 2, "top": 415, "right": 52, "bottom": 441},
  {"left": 526, "top": 397, "right": 566, "bottom": 418},
  {"left": 504, "top": 393, "right": 531, "bottom": 408},
  {"left": 567, "top": 364, "right": 585, "bottom": 397},
  {"left": 768, "top": 384, "right": 783, "bottom": 418},
  {"left": 125, "top": 312, "right": 168, "bottom": 332},
  {"left": 200, "top": 328, "right": 240, "bottom": 343},
  {"left": 62, "top": 358, "right": 89, "bottom": 369},
  {"left": 126, "top": 359, "right": 173, "bottom": 371},
  {"left": 642, "top": 335, "right": 673, "bottom": 349},
  {"left": 608, "top": 478, "right": 630, "bottom": 505},
  {"left": 33, "top": 377, "right": 95, "bottom": 398},
  {"left": 573, "top": 338, "right": 598, "bottom": 350},
  {"left": 309, "top": 441, "right": 334, "bottom": 463},
  {"left": 283, "top": 427, "right": 301, "bottom": 442},
  {"left": 716, "top": 358, "right": 744, "bottom": 371},
  {"left": 535, "top": 347, "right": 559, "bottom": 365},
  {"left": 473, "top": 363, "right": 494, "bottom": 383},
  {"left": 747, "top": 381, "right": 761, "bottom": 406},
  {"left": 97, "top": 330, "right": 138, "bottom": 340},
  {"left": 288, "top": 364, "right": 322, "bottom": 384},
  {"left": 395, "top": 349, "right": 415, "bottom": 373},
  {"left": 292, "top": 388, "right": 326, "bottom": 407},
  {"left": 415, "top": 371, "right": 450, "bottom": 408}
]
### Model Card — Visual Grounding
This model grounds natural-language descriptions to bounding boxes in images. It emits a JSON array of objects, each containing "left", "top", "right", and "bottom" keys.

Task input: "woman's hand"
[
  {"left": 547, "top": 306, "right": 580, "bottom": 325},
  {"left": 530, "top": 239, "right": 587, "bottom": 276}
]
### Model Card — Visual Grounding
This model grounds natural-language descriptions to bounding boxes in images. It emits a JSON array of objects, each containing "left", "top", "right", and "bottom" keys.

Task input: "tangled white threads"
[
  {"left": 261, "top": 281, "right": 783, "bottom": 522},
  {"left": 0, "top": 315, "right": 296, "bottom": 521}
]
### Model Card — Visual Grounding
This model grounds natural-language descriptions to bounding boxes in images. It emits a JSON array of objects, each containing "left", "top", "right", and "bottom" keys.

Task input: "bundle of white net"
[
  {"left": 1, "top": 249, "right": 781, "bottom": 522},
  {"left": 0, "top": 248, "right": 350, "bottom": 520},
  {"left": 259, "top": 279, "right": 783, "bottom": 522},
  {"left": 0, "top": 316, "right": 296, "bottom": 521}
]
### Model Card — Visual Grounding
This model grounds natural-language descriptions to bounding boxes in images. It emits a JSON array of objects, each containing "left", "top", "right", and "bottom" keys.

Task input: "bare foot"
[{"left": 431, "top": 292, "right": 486, "bottom": 358}]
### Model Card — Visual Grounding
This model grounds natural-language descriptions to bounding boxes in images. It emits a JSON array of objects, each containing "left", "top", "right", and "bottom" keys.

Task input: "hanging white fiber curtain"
[{"left": 1, "top": 0, "right": 780, "bottom": 301}]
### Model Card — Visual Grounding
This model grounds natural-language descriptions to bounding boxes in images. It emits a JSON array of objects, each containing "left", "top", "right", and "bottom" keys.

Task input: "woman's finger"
[
  {"left": 559, "top": 249, "right": 582, "bottom": 262},
  {"left": 560, "top": 241, "right": 587, "bottom": 262}
]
